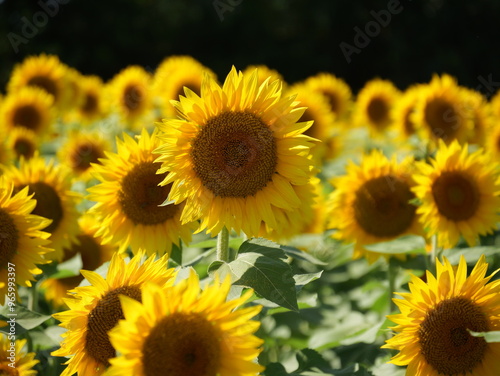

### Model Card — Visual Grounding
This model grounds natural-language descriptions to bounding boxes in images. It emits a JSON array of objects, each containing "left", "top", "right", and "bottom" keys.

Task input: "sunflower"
[
  {"left": 286, "top": 83, "right": 335, "bottom": 161},
  {"left": 461, "top": 87, "right": 491, "bottom": 146},
  {"left": 72, "top": 75, "right": 107, "bottom": 125},
  {"left": 7, "top": 53, "right": 68, "bottom": 110},
  {"left": 412, "top": 140, "right": 500, "bottom": 249},
  {"left": 327, "top": 150, "right": 423, "bottom": 263},
  {"left": 51, "top": 251, "right": 176, "bottom": 376},
  {"left": 6, "top": 126, "right": 38, "bottom": 160},
  {"left": 485, "top": 122, "right": 500, "bottom": 161},
  {"left": 0, "top": 177, "right": 52, "bottom": 305},
  {"left": 392, "top": 84, "right": 423, "bottom": 140},
  {"left": 152, "top": 55, "right": 217, "bottom": 118},
  {"left": 383, "top": 255, "right": 500, "bottom": 376},
  {"left": 57, "top": 131, "right": 112, "bottom": 181},
  {"left": 0, "top": 86, "right": 55, "bottom": 137},
  {"left": 105, "top": 65, "right": 154, "bottom": 129},
  {"left": 304, "top": 72, "right": 353, "bottom": 121},
  {"left": 105, "top": 271, "right": 264, "bottom": 376},
  {"left": 154, "top": 67, "right": 316, "bottom": 237},
  {"left": 243, "top": 64, "right": 286, "bottom": 88},
  {"left": 61, "top": 67, "right": 84, "bottom": 113},
  {"left": 0, "top": 135, "right": 14, "bottom": 168},
  {"left": 40, "top": 213, "right": 118, "bottom": 308},
  {"left": 87, "top": 128, "right": 195, "bottom": 256},
  {"left": 2, "top": 155, "right": 81, "bottom": 262},
  {"left": 0, "top": 333, "right": 39, "bottom": 376},
  {"left": 412, "top": 74, "right": 473, "bottom": 146},
  {"left": 353, "top": 78, "right": 401, "bottom": 135}
]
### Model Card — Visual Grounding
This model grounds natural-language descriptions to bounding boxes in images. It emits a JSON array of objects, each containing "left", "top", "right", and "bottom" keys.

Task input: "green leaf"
[
  {"left": 469, "top": 330, "right": 500, "bottom": 342},
  {"left": 364, "top": 235, "right": 426, "bottom": 254},
  {"left": 0, "top": 305, "right": 51, "bottom": 330},
  {"left": 169, "top": 242, "right": 182, "bottom": 266},
  {"left": 207, "top": 260, "right": 225, "bottom": 274},
  {"left": 282, "top": 246, "right": 328, "bottom": 265},
  {"left": 49, "top": 252, "right": 83, "bottom": 279},
  {"left": 216, "top": 239, "right": 298, "bottom": 311},
  {"left": 293, "top": 272, "right": 323, "bottom": 292},
  {"left": 443, "top": 246, "right": 500, "bottom": 264},
  {"left": 295, "top": 348, "right": 330, "bottom": 372}
]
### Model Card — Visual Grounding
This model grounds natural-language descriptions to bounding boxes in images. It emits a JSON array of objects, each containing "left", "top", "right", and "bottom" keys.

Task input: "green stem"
[
  {"left": 429, "top": 234, "right": 439, "bottom": 273},
  {"left": 388, "top": 259, "right": 398, "bottom": 313},
  {"left": 28, "top": 282, "right": 38, "bottom": 312},
  {"left": 216, "top": 226, "right": 230, "bottom": 262}
]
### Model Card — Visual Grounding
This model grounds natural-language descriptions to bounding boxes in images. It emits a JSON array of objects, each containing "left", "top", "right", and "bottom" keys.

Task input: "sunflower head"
[
  {"left": 87, "top": 128, "right": 195, "bottom": 256},
  {"left": 105, "top": 65, "right": 154, "bottom": 129},
  {"left": 0, "top": 334, "right": 39, "bottom": 376},
  {"left": 383, "top": 255, "right": 500, "bottom": 376},
  {"left": 353, "top": 78, "right": 401, "bottom": 135},
  {"left": 57, "top": 130, "right": 111, "bottom": 181},
  {"left": 0, "top": 86, "right": 55, "bottom": 137},
  {"left": 413, "top": 74, "right": 474, "bottom": 146},
  {"left": 7, "top": 53, "right": 69, "bottom": 110},
  {"left": 305, "top": 72, "right": 353, "bottom": 120},
  {"left": 51, "top": 251, "right": 177, "bottom": 376},
  {"left": 6, "top": 126, "right": 38, "bottom": 160},
  {"left": 391, "top": 84, "right": 424, "bottom": 140},
  {"left": 71, "top": 75, "right": 107, "bottom": 125},
  {"left": 327, "top": 149, "right": 423, "bottom": 263},
  {"left": 412, "top": 140, "right": 500, "bottom": 249},
  {"left": 152, "top": 55, "right": 217, "bottom": 118},
  {"left": 154, "top": 66, "right": 317, "bottom": 236},
  {"left": 106, "top": 271, "right": 264, "bottom": 376},
  {"left": 0, "top": 177, "right": 52, "bottom": 305},
  {"left": 1, "top": 154, "right": 81, "bottom": 261}
]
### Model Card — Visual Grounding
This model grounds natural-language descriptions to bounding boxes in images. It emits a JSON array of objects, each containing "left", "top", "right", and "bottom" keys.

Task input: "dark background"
[{"left": 1, "top": 0, "right": 499, "bottom": 95}]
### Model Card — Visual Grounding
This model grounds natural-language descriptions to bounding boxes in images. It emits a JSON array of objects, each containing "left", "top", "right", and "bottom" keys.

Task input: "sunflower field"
[{"left": 1, "top": 52, "right": 500, "bottom": 376}]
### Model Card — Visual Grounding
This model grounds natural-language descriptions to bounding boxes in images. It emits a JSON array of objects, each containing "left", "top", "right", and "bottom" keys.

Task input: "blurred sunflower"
[
  {"left": 154, "top": 67, "right": 316, "bottom": 237},
  {"left": 461, "top": 87, "right": 490, "bottom": 146},
  {"left": 0, "top": 135, "right": 14, "bottom": 168},
  {"left": 413, "top": 74, "right": 473, "bottom": 145},
  {"left": 2, "top": 155, "right": 81, "bottom": 262},
  {"left": 412, "top": 140, "right": 500, "bottom": 249},
  {"left": 304, "top": 72, "right": 353, "bottom": 121},
  {"left": 0, "top": 86, "right": 55, "bottom": 137},
  {"left": 40, "top": 213, "right": 118, "bottom": 308},
  {"left": 6, "top": 127, "right": 38, "bottom": 160},
  {"left": 73, "top": 75, "right": 107, "bottom": 125},
  {"left": 106, "top": 271, "right": 264, "bottom": 376},
  {"left": 152, "top": 55, "right": 217, "bottom": 118},
  {"left": 353, "top": 78, "right": 400, "bottom": 135},
  {"left": 7, "top": 53, "right": 68, "bottom": 110},
  {"left": 0, "top": 333, "right": 39, "bottom": 376},
  {"left": 327, "top": 150, "right": 423, "bottom": 263},
  {"left": 286, "top": 83, "right": 335, "bottom": 161},
  {"left": 485, "top": 123, "right": 500, "bottom": 160},
  {"left": 243, "top": 64, "right": 286, "bottom": 88},
  {"left": 87, "top": 128, "right": 195, "bottom": 256},
  {"left": 383, "top": 255, "right": 500, "bottom": 376},
  {"left": 0, "top": 177, "right": 52, "bottom": 305},
  {"left": 57, "top": 131, "right": 111, "bottom": 181},
  {"left": 392, "top": 84, "right": 423, "bottom": 140},
  {"left": 52, "top": 251, "right": 176, "bottom": 376},
  {"left": 61, "top": 67, "right": 84, "bottom": 113},
  {"left": 105, "top": 65, "right": 154, "bottom": 129}
]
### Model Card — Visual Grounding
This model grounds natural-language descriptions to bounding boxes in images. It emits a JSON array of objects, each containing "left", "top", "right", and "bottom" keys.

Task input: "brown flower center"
[
  {"left": 22, "top": 182, "right": 63, "bottom": 234},
  {"left": 0, "top": 208, "right": 19, "bottom": 267},
  {"left": 431, "top": 171, "right": 479, "bottom": 221},
  {"left": 299, "top": 109, "right": 317, "bottom": 138},
  {"left": 81, "top": 92, "right": 98, "bottom": 115},
  {"left": 191, "top": 111, "right": 277, "bottom": 198},
  {"left": 13, "top": 138, "right": 35, "bottom": 159},
  {"left": 367, "top": 97, "right": 390, "bottom": 128},
  {"left": 123, "top": 84, "right": 144, "bottom": 112},
  {"left": 424, "top": 98, "right": 460, "bottom": 140},
  {"left": 353, "top": 175, "right": 416, "bottom": 237},
  {"left": 85, "top": 285, "right": 142, "bottom": 368},
  {"left": 27, "top": 75, "right": 58, "bottom": 100},
  {"left": 12, "top": 105, "right": 42, "bottom": 131},
  {"left": 70, "top": 141, "right": 104, "bottom": 172},
  {"left": 324, "top": 91, "right": 340, "bottom": 115},
  {"left": 419, "top": 296, "right": 489, "bottom": 375},
  {"left": 142, "top": 312, "right": 221, "bottom": 376},
  {"left": 118, "top": 162, "right": 178, "bottom": 225}
]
